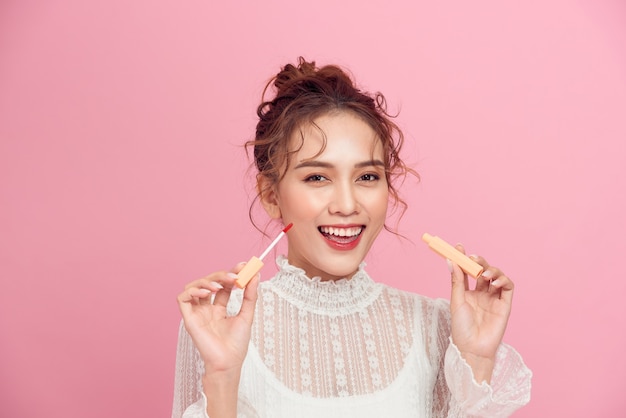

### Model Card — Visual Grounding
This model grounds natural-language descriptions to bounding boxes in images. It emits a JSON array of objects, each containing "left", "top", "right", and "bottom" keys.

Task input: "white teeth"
[{"left": 320, "top": 226, "right": 363, "bottom": 237}]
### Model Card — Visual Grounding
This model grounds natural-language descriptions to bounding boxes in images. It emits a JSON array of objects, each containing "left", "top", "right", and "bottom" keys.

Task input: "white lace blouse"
[{"left": 172, "top": 256, "right": 531, "bottom": 418}]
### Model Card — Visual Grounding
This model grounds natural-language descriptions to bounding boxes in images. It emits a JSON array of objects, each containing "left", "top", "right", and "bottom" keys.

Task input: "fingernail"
[
  {"left": 226, "top": 272, "right": 238, "bottom": 279},
  {"left": 491, "top": 279, "right": 500, "bottom": 287},
  {"left": 469, "top": 254, "right": 478, "bottom": 259},
  {"left": 200, "top": 289, "right": 212, "bottom": 294},
  {"left": 481, "top": 270, "right": 493, "bottom": 279},
  {"left": 212, "top": 282, "right": 224, "bottom": 289},
  {"left": 446, "top": 259, "right": 453, "bottom": 273}
]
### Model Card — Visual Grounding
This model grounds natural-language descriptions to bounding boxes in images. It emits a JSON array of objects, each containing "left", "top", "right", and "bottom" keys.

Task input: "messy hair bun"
[{"left": 247, "top": 57, "right": 416, "bottom": 231}]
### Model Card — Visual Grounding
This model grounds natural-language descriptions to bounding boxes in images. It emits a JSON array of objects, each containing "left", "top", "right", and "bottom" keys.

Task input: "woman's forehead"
[{"left": 288, "top": 113, "right": 384, "bottom": 160}]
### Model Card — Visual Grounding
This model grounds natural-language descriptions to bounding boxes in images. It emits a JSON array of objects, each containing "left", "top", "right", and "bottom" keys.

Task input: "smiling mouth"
[{"left": 318, "top": 226, "right": 364, "bottom": 243}]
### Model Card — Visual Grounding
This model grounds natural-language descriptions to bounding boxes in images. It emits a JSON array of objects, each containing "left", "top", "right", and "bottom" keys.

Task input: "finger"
[
  {"left": 211, "top": 272, "right": 238, "bottom": 308},
  {"left": 177, "top": 289, "right": 205, "bottom": 321},
  {"left": 177, "top": 291, "right": 192, "bottom": 305},
  {"left": 184, "top": 271, "right": 231, "bottom": 291},
  {"left": 476, "top": 265, "right": 504, "bottom": 292},
  {"left": 238, "top": 274, "right": 260, "bottom": 324},
  {"left": 475, "top": 275, "right": 491, "bottom": 291},
  {"left": 180, "top": 279, "right": 224, "bottom": 307},
  {"left": 455, "top": 244, "right": 469, "bottom": 290},
  {"left": 210, "top": 262, "right": 246, "bottom": 307},
  {"left": 177, "top": 294, "right": 194, "bottom": 318},
  {"left": 230, "top": 261, "right": 248, "bottom": 275},
  {"left": 490, "top": 274, "right": 515, "bottom": 305},
  {"left": 188, "top": 287, "right": 214, "bottom": 299},
  {"left": 449, "top": 260, "right": 467, "bottom": 311},
  {"left": 469, "top": 253, "right": 490, "bottom": 272},
  {"left": 469, "top": 252, "right": 497, "bottom": 290},
  {"left": 176, "top": 286, "right": 213, "bottom": 306},
  {"left": 179, "top": 269, "right": 237, "bottom": 310}
]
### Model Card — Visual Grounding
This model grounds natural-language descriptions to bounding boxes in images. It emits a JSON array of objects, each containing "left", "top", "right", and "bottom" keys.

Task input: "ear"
[{"left": 257, "top": 175, "right": 282, "bottom": 220}]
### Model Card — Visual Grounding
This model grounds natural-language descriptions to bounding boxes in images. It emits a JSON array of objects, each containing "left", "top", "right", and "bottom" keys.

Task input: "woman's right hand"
[{"left": 177, "top": 262, "right": 259, "bottom": 376}]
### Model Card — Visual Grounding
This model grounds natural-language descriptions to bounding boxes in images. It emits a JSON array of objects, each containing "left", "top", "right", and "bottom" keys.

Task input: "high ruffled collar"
[{"left": 267, "top": 255, "right": 383, "bottom": 315}]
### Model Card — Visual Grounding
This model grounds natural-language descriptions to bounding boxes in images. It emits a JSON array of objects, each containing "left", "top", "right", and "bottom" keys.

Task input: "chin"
[{"left": 317, "top": 255, "right": 365, "bottom": 280}]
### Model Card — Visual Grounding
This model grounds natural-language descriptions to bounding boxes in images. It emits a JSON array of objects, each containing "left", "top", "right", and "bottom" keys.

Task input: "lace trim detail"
[
  {"left": 251, "top": 259, "right": 417, "bottom": 399},
  {"left": 444, "top": 339, "right": 533, "bottom": 417},
  {"left": 172, "top": 258, "right": 532, "bottom": 417},
  {"left": 268, "top": 255, "right": 383, "bottom": 315}
]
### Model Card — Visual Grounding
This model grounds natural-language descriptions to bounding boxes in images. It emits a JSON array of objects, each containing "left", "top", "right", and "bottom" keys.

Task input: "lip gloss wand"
[{"left": 235, "top": 223, "right": 293, "bottom": 288}]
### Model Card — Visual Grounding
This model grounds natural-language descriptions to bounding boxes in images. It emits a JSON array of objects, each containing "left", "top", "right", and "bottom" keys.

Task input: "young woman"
[{"left": 172, "top": 58, "right": 531, "bottom": 418}]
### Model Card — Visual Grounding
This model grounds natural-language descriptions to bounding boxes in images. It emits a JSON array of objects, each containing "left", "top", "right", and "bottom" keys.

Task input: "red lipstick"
[{"left": 319, "top": 225, "right": 363, "bottom": 251}]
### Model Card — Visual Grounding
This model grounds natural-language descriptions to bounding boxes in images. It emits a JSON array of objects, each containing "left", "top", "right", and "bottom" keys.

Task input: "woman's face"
[{"left": 263, "top": 111, "right": 389, "bottom": 281}]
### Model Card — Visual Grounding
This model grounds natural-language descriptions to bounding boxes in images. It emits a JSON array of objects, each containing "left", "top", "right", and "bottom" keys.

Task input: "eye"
[
  {"left": 304, "top": 174, "right": 328, "bottom": 182},
  {"left": 358, "top": 173, "right": 381, "bottom": 182}
]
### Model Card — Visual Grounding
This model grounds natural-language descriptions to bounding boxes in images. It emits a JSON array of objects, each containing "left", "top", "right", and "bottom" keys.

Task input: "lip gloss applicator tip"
[{"left": 235, "top": 223, "right": 293, "bottom": 288}]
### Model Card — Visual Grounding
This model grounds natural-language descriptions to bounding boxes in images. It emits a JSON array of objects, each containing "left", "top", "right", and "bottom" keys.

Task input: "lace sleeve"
[
  {"left": 171, "top": 289, "right": 253, "bottom": 418},
  {"left": 427, "top": 298, "right": 454, "bottom": 417},
  {"left": 428, "top": 298, "right": 532, "bottom": 418},
  {"left": 172, "top": 321, "right": 206, "bottom": 418},
  {"left": 443, "top": 339, "right": 532, "bottom": 417}
]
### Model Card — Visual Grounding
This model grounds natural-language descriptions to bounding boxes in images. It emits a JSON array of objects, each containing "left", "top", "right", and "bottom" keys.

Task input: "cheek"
[
  {"left": 280, "top": 190, "right": 325, "bottom": 219},
  {"left": 366, "top": 188, "right": 390, "bottom": 215}
]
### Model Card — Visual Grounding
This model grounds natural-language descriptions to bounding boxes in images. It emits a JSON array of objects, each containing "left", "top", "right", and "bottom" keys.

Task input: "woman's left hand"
[{"left": 448, "top": 245, "right": 515, "bottom": 383}]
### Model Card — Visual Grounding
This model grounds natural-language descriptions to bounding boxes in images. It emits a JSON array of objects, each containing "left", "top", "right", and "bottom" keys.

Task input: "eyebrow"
[{"left": 294, "top": 160, "right": 386, "bottom": 169}]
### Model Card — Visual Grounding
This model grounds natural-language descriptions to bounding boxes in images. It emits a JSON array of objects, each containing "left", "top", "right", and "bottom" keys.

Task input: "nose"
[{"left": 329, "top": 182, "right": 360, "bottom": 215}]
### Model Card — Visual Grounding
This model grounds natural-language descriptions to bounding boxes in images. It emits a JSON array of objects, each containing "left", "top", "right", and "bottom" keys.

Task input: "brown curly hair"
[{"left": 246, "top": 57, "right": 416, "bottom": 232}]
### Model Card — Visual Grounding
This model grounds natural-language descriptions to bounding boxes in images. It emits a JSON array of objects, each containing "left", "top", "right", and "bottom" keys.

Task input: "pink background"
[{"left": 1, "top": 0, "right": 625, "bottom": 416}]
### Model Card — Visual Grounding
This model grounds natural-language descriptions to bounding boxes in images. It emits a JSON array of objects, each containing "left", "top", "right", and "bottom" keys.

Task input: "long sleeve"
[
  {"left": 428, "top": 298, "right": 532, "bottom": 418},
  {"left": 444, "top": 339, "right": 532, "bottom": 417},
  {"left": 172, "top": 291, "right": 258, "bottom": 418},
  {"left": 172, "top": 259, "right": 531, "bottom": 418},
  {"left": 171, "top": 340, "right": 258, "bottom": 418},
  {"left": 172, "top": 321, "right": 207, "bottom": 418}
]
